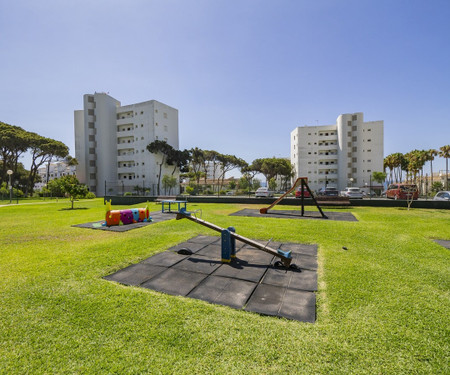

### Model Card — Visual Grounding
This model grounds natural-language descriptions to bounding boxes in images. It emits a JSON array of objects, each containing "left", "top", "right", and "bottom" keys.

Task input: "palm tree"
[
  {"left": 426, "top": 149, "right": 438, "bottom": 188},
  {"left": 439, "top": 145, "right": 450, "bottom": 190}
]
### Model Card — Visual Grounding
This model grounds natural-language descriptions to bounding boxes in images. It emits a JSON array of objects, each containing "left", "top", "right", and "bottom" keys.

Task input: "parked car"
[
  {"left": 318, "top": 187, "right": 339, "bottom": 196},
  {"left": 295, "top": 186, "right": 311, "bottom": 198},
  {"left": 433, "top": 191, "right": 450, "bottom": 201},
  {"left": 385, "top": 183, "right": 418, "bottom": 200},
  {"left": 341, "top": 187, "right": 364, "bottom": 199},
  {"left": 255, "top": 187, "right": 274, "bottom": 197}
]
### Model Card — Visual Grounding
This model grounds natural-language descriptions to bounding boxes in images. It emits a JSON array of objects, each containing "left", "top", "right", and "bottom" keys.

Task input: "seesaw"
[{"left": 176, "top": 209, "right": 293, "bottom": 268}]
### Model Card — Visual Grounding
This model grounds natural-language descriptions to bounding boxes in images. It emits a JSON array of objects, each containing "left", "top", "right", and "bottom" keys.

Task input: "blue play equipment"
[{"left": 177, "top": 208, "right": 292, "bottom": 267}]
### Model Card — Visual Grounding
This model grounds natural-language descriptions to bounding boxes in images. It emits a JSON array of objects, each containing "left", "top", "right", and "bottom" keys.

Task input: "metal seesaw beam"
[{"left": 176, "top": 212, "right": 292, "bottom": 267}]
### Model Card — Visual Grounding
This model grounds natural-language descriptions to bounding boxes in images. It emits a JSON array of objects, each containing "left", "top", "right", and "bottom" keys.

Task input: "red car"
[
  {"left": 386, "top": 183, "right": 418, "bottom": 200},
  {"left": 295, "top": 186, "right": 311, "bottom": 198}
]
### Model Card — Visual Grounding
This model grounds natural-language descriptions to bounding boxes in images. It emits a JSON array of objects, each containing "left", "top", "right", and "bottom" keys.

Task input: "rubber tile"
[
  {"left": 187, "top": 235, "right": 220, "bottom": 245},
  {"left": 72, "top": 211, "right": 175, "bottom": 231},
  {"left": 166, "top": 242, "right": 208, "bottom": 254},
  {"left": 188, "top": 276, "right": 257, "bottom": 309},
  {"left": 278, "top": 289, "right": 316, "bottom": 323},
  {"left": 280, "top": 243, "right": 317, "bottom": 257},
  {"left": 141, "top": 268, "right": 207, "bottom": 296},
  {"left": 230, "top": 208, "right": 357, "bottom": 222},
  {"left": 434, "top": 239, "right": 450, "bottom": 249},
  {"left": 245, "top": 284, "right": 284, "bottom": 316},
  {"left": 245, "top": 284, "right": 316, "bottom": 322},
  {"left": 195, "top": 245, "right": 223, "bottom": 260},
  {"left": 236, "top": 248, "right": 275, "bottom": 264},
  {"left": 103, "top": 264, "right": 167, "bottom": 286},
  {"left": 212, "top": 261, "right": 269, "bottom": 283},
  {"left": 172, "top": 255, "right": 222, "bottom": 275},
  {"left": 288, "top": 253, "right": 318, "bottom": 271},
  {"left": 142, "top": 251, "right": 189, "bottom": 267},
  {"left": 262, "top": 267, "right": 318, "bottom": 291}
]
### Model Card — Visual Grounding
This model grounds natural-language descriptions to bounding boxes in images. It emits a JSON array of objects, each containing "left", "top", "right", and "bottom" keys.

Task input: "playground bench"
[
  {"left": 316, "top": 196, "right": 350, "bottom": 206},
  {"left": 155, "top": 195, "right": 177, "bottom": 202}
]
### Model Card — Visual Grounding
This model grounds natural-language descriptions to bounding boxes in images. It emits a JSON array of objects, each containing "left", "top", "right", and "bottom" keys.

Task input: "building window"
[
  {"left": 89, "top": 173, "right": 96, "bottom": 179},
  {"left": 88, "top": 109, "right": 94, "bottom": 115},
  {"left": 89, "top": 135, "right": 95, "bottom": 141},
  {"left": 88, "top": 122, "right": 94, "bottom": 128},
  {"left": 352, "top": 136, "right": 357, "bottom": 141},
  {"left": 141, "top": 124, "right": 144, "bottom": 127},
  {"left": 348, "top": 121, "right": 351, "bottom": 126},
  {"left": 89, "top": 160, "right": 96, "bottom": 167},
  {"left": 163, "top": 112, "right": 168, "bottom": 119},
  {"left": 352, "top": 147, "right": 357, "bottom": 152},
  {"left": 352, "top": 115, "right": 357, "bottom": 120},
  {"left": 367, "top": 149, "right": 372, "bottom": 152},
  {"left": 88, "top": 96, "right": 94, "bottom": 102},
  {"left": 347, "top": 132, "right": 351, "bottom": 136},
  {"left": 352, "top": 126, "right": 357, "bottom": 131},
  {"left": 347, "top": 142, "right": 352, "bottom": 147},
  {"left": 141, "top": 111, "right": 144, "bottom": 114},
  {"left": 89, "top": 148, "right": 95, "bottom": 154},
  {"left": 141, "top": 137, "right": 144, "bottom": 140},
  {"left": 352, "top": 157, "right": 357, "bottom": 162},
  {"left": 367, "top": 139, "right": 371, "bottom": 142}
]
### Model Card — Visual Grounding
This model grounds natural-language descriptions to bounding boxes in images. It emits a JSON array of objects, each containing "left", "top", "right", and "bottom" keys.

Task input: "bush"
[
  {"left": 219, "top": 190, "right": 227, "bottom": 195},
  {"left": 124, "top": 192, "right": 132, "bottom": 196},
  {"left": 185, "top": 186, "right": 196, "bottom": 195},
  {"left": 85, "top": 192, "right": 96, "bottom": 199}
]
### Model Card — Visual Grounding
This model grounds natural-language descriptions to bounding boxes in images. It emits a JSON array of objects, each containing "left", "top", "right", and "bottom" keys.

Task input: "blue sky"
[{"left": 1, "top": 0, "right": 449, "bottom": 174}]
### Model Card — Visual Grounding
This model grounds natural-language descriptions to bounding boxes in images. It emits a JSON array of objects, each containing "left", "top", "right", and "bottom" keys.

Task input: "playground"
[{"left": 0, "top": 199, "right": 448, "bottom": 373}]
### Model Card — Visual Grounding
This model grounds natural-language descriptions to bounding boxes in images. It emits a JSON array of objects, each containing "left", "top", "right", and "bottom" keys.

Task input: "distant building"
[
  {"left": 74, "top": 93, "right": 179, "bottom": 196},
  {"left": 34, "top": 161, "right": 77, "bottom": 190},
  {"left": 291, "top": 112, "right": 384, "bottom": 191}
]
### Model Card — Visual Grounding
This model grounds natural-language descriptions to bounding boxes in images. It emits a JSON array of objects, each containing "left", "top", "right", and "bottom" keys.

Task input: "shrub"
[{"left": 85, "top": 192, "right": 96, "bottom": 199}]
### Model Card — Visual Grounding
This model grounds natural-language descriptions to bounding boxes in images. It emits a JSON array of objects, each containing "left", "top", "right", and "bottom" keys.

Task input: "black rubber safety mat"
[
  {"left": 104, "top": 235, "right": 318, "bottom": 323},
  {"left": 72, "top": 211, "right": 176, "bottom": 231},
  {"left": 230, "top": 208, "right": 357, "bottom": 222},
  {"left": 434, "top": 239, "right": 450, "bottom": 249}
]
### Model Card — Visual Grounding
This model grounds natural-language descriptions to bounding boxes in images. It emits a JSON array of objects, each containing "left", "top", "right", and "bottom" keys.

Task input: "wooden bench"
[{"left": 316, "top": 196, "right": 350, "bottom": 206}]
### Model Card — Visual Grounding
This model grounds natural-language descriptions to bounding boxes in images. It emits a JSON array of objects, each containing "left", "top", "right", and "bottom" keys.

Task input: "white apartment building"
[
  {"left": 291, "top": 112, "right": 383, "bottom": 192},
  {"left": 74, "top": 93, "right": 179, "bottom": 196},
  {"left": 34, "top": 161, "right": 77, "bottom": 190}
]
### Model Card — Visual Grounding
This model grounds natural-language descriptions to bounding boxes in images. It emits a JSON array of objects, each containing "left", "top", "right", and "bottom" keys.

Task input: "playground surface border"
[{"left": 104, "top": 235, "right": 318, "bottom": 323}]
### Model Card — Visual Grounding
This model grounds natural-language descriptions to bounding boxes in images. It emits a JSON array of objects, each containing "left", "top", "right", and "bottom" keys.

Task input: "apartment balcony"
[
  {"left": 318, "top": 172, "right": 338, "bottom": 179},
  {"left": 116, "top": 129, "right": 134, "bottom": 137},
  {"left": 117, "top": 154, "right": 135, "bottom": 162},
  {"left": 117, "top": 141, "right": 135, "bottom": 149},
  {"left": 117, "top": 166, "right": 135, "bottom": 174},
  {"left": 317, "top": 153, "right": 338, "bottom": 159},
  {"left": 117, "top": 117, "right": 134, "bottom": 126}
]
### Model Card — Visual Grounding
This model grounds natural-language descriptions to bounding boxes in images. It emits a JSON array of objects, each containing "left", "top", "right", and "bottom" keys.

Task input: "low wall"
[{"left": 104, "top": 195, "right": 450, "bottom": 209}]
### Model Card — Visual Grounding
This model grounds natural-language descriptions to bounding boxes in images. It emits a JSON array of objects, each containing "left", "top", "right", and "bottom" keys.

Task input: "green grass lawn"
[{"left": 0, "top": 199, "right": 449, "bottom": 374}]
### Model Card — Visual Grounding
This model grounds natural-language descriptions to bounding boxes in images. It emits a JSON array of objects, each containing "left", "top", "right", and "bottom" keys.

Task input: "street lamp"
[
  {"left": 7, "top": 170, "right": 13, "bottom": 204},
  {"left": 349, "top": 177, "right": 354, "bottom": 187}
]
